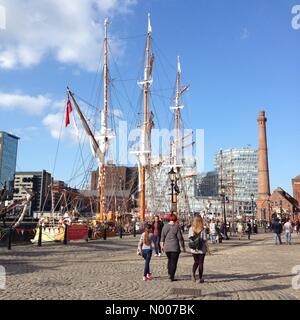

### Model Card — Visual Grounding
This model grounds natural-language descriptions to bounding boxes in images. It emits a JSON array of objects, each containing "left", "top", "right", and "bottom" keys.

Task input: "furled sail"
[{"left": 67, "top": 88, "right": 104, "bottom": 164}]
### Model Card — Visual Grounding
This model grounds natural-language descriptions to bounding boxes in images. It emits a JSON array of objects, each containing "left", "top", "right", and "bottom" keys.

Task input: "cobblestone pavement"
[{"left": 0, "top": 232, "right": 300, "bottom": 300}]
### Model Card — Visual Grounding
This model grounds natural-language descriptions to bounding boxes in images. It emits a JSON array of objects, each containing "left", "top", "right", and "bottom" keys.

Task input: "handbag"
[{"left": 188, "top": 232, "right": 203, "bottom": 250}]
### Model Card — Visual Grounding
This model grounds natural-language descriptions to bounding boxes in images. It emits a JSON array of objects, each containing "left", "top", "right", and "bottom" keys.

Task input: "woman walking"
[
  {"left": 160, "top": 214, "right": 185, "bottom": 282},
  {"left": 189, "top": 216, "right": 208, "bottom": 283},
  {"left": 137, "top": 223, "right": 154, "bottom": 281},
  {"left": 237, "top": 221, "right": 243, "bottom": 240}
]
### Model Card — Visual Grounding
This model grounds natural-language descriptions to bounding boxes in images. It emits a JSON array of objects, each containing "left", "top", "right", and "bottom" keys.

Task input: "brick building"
[
  {"left": 292, "top": 175, "right": 300, "bottom": 205},
  {"left": 269, "top": 187, "right": 299, "bottom": 220},
  {"left": 91, "top": 164, "right": 138, "bottom": 212}
]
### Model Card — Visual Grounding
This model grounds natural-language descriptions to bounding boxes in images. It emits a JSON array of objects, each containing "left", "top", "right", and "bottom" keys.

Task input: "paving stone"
[{"left": 0, "top": 232, "right": 299, "bottom": 300}]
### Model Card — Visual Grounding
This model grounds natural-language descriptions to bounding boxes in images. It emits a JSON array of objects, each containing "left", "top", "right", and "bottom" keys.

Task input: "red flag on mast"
[{"left": 65, "top": 98, "right": 72, "bottom": 127}]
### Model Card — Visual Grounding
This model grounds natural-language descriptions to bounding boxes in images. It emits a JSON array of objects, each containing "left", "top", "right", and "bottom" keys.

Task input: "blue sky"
[{"left": 0, "top": 0, "right": 299, "bottom": 193}]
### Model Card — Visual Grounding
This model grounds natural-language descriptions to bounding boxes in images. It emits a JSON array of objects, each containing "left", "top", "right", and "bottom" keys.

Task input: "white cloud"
[
  {"left": 43, "top": 112, "right": 66, "bottom": 139},
  {"left": 51, "top": 99, "right": 66, "bottom": 111},
  {"left": 42, "top": 109, "right": 85, "bottom": 143},
  {"left": 241, "top": 27, "right": 250, "bottom": 40},
  {"left": 0, "top": 92, "right": 52, "bottom": 114},
  {"left": 43, "top": 102, "right": 124, "bottom": 143},
  {"left": 0, "top": 0, "right": 137, "bottom": 71}
]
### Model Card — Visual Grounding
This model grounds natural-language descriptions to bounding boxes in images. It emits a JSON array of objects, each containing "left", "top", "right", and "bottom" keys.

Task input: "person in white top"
[
  {"left": 137, "top": 223, "right": 155, "bottom": 281},
  {"left": 283, "top": 219, "right": 293, "bottom": 245},
  {"left": 209, "top": 220, "right": 217, "bottom": 244},
  {"left": 237, "top": 222, "right": 243, "bottom": 240}
]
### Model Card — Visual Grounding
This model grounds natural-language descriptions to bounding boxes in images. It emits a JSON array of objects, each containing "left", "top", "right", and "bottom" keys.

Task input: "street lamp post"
[
  {"left": 220, "top": 186, "right": 228, "bottom": 240},
  {"left": 168, "top": 168, "right": 178, "bottom": 214},
  {"left": 119, "top": 213, "right": 123, "bottom": 239},
  {"left": 251, "top": 193, "right": 255, "bottom": 222}
]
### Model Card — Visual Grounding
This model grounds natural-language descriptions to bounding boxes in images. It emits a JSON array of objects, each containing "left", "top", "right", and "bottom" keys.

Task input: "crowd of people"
[
  {"left": 137, "top": 214, "right": 186, "bottom": 282},
  {"left": 137, "top": 214, "right": 300, "bottom": 283},
  {"left": 270, "top": 217, "right": 299, "bottom": 245},
  {"left": 137, "top": 213, "right": 210, "bottom": 283}
]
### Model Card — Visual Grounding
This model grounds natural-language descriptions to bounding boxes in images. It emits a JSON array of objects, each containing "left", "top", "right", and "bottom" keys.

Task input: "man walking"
[
  {"left": 283, "top": 219, "right": 293, "bottom": 245},
  {"left": 245, "top": 220, "right": 252, "bottom": 240},
  {"left": 272, "top": 218, "right": 283, "bottom": 245},
  {"left": 152, "top": 215, "right": 164, "bottom": 257}
]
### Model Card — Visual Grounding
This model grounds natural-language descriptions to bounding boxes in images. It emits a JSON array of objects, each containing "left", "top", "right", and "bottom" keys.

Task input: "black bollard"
[
  {"left": 8, "top": 227, "right": 13, "bottom": 250},
  {"left": 133, "top": 222, "right": 136, "bottom": 238},
  {"left": 38, "top": 225, "right": 43, "bottom": 247},
  {"left": 103, "top": 224, "right": 107, "bottom": 241},
  {"left": 64, "top": 223, "right": 68, "bottom": 245},
  {"left": 119, "top": 224, "right": 123, "bottom": 239}
]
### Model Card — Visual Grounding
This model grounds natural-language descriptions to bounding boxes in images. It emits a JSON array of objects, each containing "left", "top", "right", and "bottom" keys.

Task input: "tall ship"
[
  {"left": 2, "top": 15, "right": 198, "bottom": 244},
  {"left": 60, "top": 14, "right": 197, "bottom": 229}
]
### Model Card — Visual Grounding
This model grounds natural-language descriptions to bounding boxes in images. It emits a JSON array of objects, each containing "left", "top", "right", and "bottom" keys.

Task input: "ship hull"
[{"left": 31, "top": 224, "right": 88, "bottom": 243}]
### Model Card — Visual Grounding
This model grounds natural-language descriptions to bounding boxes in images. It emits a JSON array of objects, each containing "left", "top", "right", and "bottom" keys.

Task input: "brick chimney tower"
[{"left": 256, "top": 111, "right": 271, "bottom": 221}]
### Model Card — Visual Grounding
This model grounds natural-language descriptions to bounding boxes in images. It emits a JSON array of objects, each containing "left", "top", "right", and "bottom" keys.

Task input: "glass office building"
[
  {"left": 195, "top": 171, "right": 219, "bottom": 197},
  {"left": 0, "top": 132, "right": 19, "bottom": 190},
  {"left": 215, "top": 147, "right": 258, "bottom": 215}
]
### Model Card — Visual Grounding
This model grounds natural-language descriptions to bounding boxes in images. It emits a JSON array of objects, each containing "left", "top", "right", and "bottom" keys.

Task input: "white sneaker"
[
  {"left": 154, "top": 254, "right": 158, "bottom": 257},
  {"left": 158, "top": 253, "right": 161, "bottom": 257}
]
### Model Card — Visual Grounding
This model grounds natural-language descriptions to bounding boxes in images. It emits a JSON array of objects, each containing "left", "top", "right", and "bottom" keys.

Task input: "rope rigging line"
[
  {"left": 88, "top": 41, "right": 104, "bottom": 111},
  {"left": 51, "top": 103, "right": 65, "bottom": 179},
  {"left": 151, "top": 38, "right": 176, "bottom": 89},
  {"left": 107, "top": 41, "right": 143, "bottom": 126},
  {"left": 112, "top": 33, "right": 147, "bottom": 40}
]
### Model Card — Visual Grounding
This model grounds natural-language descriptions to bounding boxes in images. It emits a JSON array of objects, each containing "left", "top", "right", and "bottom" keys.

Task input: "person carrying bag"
[{"left": 188, "top": 216, "right": 208, "bottom": 283}]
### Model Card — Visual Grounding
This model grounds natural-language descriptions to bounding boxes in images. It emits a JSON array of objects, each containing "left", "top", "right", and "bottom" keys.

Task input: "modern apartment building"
[
  {"left": 0, "top": 131, "right": 19, "bottom": 191},
  {"left": 13, "top": 170, "right": 52, "bottom": 215}
]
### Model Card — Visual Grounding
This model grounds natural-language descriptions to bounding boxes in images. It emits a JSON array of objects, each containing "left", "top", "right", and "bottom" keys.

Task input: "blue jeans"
[
  {"left": 274, "top": 233, "right": 282, "bottom": 244},
  {"left": 153, "top": 235, "right": 161, "bottom": 254},
  {"left": 285, "top": 232, "right": 292, "bottom": 244},
  {"left": 210, "top": 234, "right": 216, "bottom": 242},
  {"left": 142, "top": 249, "right": 152, "bottom": 276}
]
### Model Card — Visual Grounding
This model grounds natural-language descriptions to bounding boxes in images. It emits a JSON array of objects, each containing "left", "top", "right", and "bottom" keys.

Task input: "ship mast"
[
  {"left": 175, "top": 56, "right": 182, "bottom": 169},
  {"left": 98, "top": 18, "right": 109, "bottom": 222},
  {"left": 139, "top": 14, "right": 152, "bottom": 222},
  {"left": 172, "top": 57, "right": 190, "bottom": 167},
  {"left": 170, "top": 57, "right": 189, "bottom": 213}
]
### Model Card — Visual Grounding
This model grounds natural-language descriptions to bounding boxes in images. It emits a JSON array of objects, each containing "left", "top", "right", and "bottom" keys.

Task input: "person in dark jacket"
[
  {"left": 245, "top": 220, "right": 252, "bottom": 240},
  {"left": 152, "top": 215, "right": 164, "bottom": 256},
  {"left": 271, "top": 218, "right": 283, "bottom": 245},
  {"left": 253, "top": 221, "right": 258, "bottom": 234},
  {"left": 160, "top": 213, "right": 185, "bottom": 281},
  {"left": 219, "top": 222, "right": 228, "bottom": 240}
]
